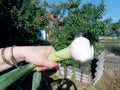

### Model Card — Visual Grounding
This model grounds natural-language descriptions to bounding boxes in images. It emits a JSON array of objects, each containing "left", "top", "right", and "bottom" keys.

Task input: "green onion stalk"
[{"left": 0, "top": 37, "right": 94, "bottom": 89}]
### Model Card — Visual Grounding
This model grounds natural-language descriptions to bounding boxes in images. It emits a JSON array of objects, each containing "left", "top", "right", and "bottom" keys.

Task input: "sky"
[
  {"left": 82, "top": 0, "right": 120, "bottom": 22},
  {"left": 45, "top": 0, "right": 120, "bottom": 22}
]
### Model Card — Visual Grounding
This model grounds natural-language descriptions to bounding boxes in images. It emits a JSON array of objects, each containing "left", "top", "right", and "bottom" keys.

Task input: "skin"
[{"left": 0, "top": 46, "right": 58, "bottom": 72}]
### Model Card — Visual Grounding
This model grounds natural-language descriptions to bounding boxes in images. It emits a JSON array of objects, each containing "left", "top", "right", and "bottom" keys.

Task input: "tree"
[
  {"left": 49, "top": 0, "right": 111, "bottom": 67},
  {"left": 0, "top": 0, "right": 49, "bottom": 47},
  {"left": 0, "top": 1, "right": 52, "bottom": 89},
  {"left": 110, "top": 20, "right": 120, "bottom": 32},
  {"left": 0, "top": 0, "right": 114, "bottom": 89}
]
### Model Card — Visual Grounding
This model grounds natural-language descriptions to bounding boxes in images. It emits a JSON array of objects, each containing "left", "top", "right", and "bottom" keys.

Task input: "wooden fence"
[
  {"left": 99, "top": 41, "right": 120, "bottom": 52},
  {"left": 57, "top": 49, "right": 120, "bottom": 85},
  {"left": 57, "top": 66, "right": 92, "bottom": 84},
  {"left": 57, "top": 49, "right": 106, "bottom": 85},
  {"left": 99, "top": 41, "right": 120, "bottom": 73}
]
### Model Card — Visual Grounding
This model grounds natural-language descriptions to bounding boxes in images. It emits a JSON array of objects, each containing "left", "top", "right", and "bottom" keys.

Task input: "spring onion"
[
  {"left": 0, "top": 64, "right": 36, "bottom": 90},
  {"left": 0, "top": 37, "right": 94, "bottom": 89},
  {"left": 49, "top": 36, "right": 94, "bottom": 62}
]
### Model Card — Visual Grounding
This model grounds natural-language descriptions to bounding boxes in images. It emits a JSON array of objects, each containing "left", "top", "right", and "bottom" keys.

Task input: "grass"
[
  {"left": 95, "top": 70, "right": 120, "bottom": 90},
  {"left": 50, "top": 70, "right": 120, "bottom": 90}
]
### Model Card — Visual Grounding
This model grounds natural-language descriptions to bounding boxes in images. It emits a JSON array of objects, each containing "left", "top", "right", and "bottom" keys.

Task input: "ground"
[{"left": 50, "top": 70, "right": 120, "bottom": 90}]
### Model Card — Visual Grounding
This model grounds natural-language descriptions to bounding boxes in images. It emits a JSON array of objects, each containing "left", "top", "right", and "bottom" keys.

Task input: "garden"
[{"left": 0, "top": 0, "right": 120, "bottom": 90}]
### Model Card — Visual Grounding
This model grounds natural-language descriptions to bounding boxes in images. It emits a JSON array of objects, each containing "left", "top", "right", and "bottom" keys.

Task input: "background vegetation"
[
  {"left": 0, "top": 0, "right": 118, "bottom": 65},
  {"left": 0, "top": 0, "right": 120, "bottom": 89}
]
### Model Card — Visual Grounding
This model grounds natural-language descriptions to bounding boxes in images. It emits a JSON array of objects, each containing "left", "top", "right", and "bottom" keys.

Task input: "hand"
[{"left": 23, "top": 46, "right": 58, "bottom": 71}]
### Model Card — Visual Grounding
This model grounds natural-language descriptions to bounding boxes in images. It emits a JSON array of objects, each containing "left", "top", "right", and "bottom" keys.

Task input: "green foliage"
[
  {"left": 51, "top": 0, "right": 112, "bottom": 45},
  {"left": 50, "top": 0, "right": 111, "bottom": 66},
  {"left": 110, "top": 20, "right": 120, "bottom": 30},
  {"left": 0, "top": 0, "right": 49, "bottom": 46},
  {"left": 0, "top": 0, "right": 116, "bottom": 89}
]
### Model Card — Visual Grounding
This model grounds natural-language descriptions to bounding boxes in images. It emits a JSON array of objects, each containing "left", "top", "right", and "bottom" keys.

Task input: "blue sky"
[
  {"left": 45, "top": 0, "right": 120, "bottom": 22},
  {"left": 103, "top": 0, "right": 120, "bottom": 22}
]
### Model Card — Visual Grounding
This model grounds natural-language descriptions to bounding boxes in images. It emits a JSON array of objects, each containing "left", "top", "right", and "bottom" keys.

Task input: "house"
[
  {"left": 46, "top": 13, "right": 63, "bottom": 40},
  {"left": 37, "top": 13, "right": 63, "bottom": 41}
]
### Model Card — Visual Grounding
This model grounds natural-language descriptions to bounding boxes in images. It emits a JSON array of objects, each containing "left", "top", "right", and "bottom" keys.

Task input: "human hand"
[{"left": 23, "top": 46, "right": 58, "bottom": 71}]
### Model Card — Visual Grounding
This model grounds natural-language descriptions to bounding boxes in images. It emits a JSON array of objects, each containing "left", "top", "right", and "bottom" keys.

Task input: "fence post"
[
  {"left": 80, "top": 66, "right": 84, "bottom": 83},
  {"left": 91, "top": 49, "right": 106, "bottom": 85}
]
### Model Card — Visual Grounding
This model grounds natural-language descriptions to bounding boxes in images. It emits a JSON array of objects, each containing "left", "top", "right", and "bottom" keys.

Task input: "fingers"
[
  {"left": 36, "top": 66, "right": 49, "bottom": 71},
  {"left": 43, "top": 60, "right": 58, "bottom": 69},
  {"left": 36, "top": 61, "right": 59, "bottom": 72},
  {"left": 36, "top": 65, "right": 59, "bottom": 72}
]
